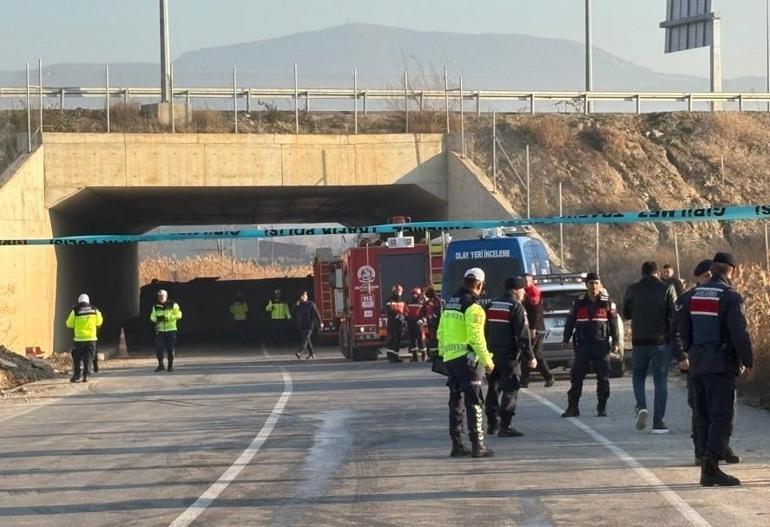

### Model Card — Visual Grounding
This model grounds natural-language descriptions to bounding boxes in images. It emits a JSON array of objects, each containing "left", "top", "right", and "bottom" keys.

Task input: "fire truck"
[{"left": 333, "top": 231, "right": 446, "bottom": 361}]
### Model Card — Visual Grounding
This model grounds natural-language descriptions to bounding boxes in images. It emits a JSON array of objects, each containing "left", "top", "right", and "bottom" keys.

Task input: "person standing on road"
[
  {"left": 422, "top": 285, "right": 443, "bottom": 361},
  {"left": 406, "top": 287, "right": 427, "bottom": 362},
  {"left": 484, "top": 277, "right": 536, "bottom": 438},
  {"left": 265, "top": 289, "right": 291, "bottom": 346},
  {"left": 150, "top": 289, "right": 182, "bottom": 372},
  {"left": 293, "top": 291, "right": 322, "bottom": 360},
  {"left": 561, "top": 273, "right": 620, "bottom": 418},
  {"left": 438, "top": 268, "right": 495, "bottom": 458},
  {"left": 385, "top": 284, "right": 407, "bottom": 363},
  {"left": 674, "top": 260, "right": 741, "bottom": 466},
  {"left": 230, "top": 292, "right": 249, "bottom": 344},
  {"left": 65, "top": 294, "right": 103, "bottom": 383},
  {"left": 623, "top": 261, "right": 685, "bottom": 434},
  {"left": 520, "top": 274, "right": 555, "bottom": 388},
  {"left": 676, "top": 252, "right": 753, "bottom": 487},
  {"left": 662, "top": 264, "right": 684, "bottom": 297}
]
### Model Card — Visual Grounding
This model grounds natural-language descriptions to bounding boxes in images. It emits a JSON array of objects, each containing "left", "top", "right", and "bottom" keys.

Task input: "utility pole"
[
  {"left": 767, "top": 0, "right": 769, "bottom": 111},
  {"left": 585, "top": 0, "right": 593, "bottom": 113},
  {"left": 160, "top": 0, "right": 171, "bottom": 103}
]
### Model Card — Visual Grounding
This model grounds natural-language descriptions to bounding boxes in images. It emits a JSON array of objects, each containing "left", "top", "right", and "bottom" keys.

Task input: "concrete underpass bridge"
[{"left": 0, "top": 132, "right": 518, "bottom": 354}]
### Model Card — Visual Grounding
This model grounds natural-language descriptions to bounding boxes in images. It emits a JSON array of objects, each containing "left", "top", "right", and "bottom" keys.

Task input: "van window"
[
  {"left": 523, "top": 240, "right": 551, "bottom": 275},
  {"left": 444, "top": 258, "right": 523, "bottom": 300}
]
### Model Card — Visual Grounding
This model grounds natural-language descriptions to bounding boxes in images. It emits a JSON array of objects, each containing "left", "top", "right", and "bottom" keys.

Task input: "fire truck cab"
[{"left": 337, "top": 232, "right": 445, "bottom": 361}]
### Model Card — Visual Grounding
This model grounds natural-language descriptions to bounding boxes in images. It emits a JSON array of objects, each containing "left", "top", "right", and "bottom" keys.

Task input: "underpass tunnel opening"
[{"left": 49, "top": 185, "right": 448, "bottom": 352}]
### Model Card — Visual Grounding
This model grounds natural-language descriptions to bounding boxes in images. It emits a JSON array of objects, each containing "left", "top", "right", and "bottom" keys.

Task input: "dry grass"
[
  {"left": 139, "top": 255, "right": 312, "bottom": 284},
  {"left": 733, "top": 265, "right": 770, "bottom": 405}
]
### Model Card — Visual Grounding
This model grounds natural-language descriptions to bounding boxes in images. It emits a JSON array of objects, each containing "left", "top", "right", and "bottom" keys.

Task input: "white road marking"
[
  {"left": 524, "top": 390, "right": 712, "bottom": 527},
  {"left": 168, "top": 346, "right": 293, "bottom": 527}
]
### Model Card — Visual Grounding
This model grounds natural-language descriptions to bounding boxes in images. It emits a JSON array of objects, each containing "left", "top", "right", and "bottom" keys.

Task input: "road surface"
[{"left": 1, "top": 346, "right": 769, "bottom": 526}]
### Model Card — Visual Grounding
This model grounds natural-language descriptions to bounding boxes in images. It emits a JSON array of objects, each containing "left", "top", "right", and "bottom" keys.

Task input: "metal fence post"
[
  {"left": 105, "top": 65, "right": 110, "bottom": 133},
  {"left": 353, "top": 68, "right": 358, "bottom": 134},
  {"left": 460, "top": 75, "right": 465, "bottom": 157},
  {"left": 526, "top": 144, "right": 531, "bottom": 218},
  {"left": 170, "top": 65, "right": 175, "bottom": 133},
  {"left": 124, "top": 88, "right": 129, "bottom": 105},
  {"left": 530, "top": 93, "right": 536, "bottom": 115},
  {"left": 674, "top": 229, "right": 681, "bottom": 279},
  {"left": 233, "top": 67, "right": 238, "bottom": 134},
  {"left": 26, "top": 62, "right": 31, "bottom": 153},
  {"left": 246, "top": 89, "right": 251, "bottom": 113},
  {"left": 37, "top": 59, "right": 43, "bottom": 140},
  {"left": 294, "top": 63, "right": 299, "bottom": 134},
  {"left": 765, "top": 222, "right": 769, "bottom": 271},
  {"left": 186, "top": 91, "right": 191, "bottom": 126},
  {"left": 476, "top": 92, "right": 481, "bottom": 117},
  {"left": 559, "top": 181, "right": 565, "bottom": 265},
  {"left": 60, "top": 88, "right": 64, "bottom": 111},
  {"left": 492, "top": 110, "right": 497, "bottom": 193},
  {"left": 444, "top": 64, "right": 450, "bottom": 133},
  {"left": 404, "top": 69, "right": 409, "bottom": 133},
  {"left": 595, "top": 222, "right": 600, "bottom": 273},
  {"left": 636, "top": 94, "right": 641, "bottom": 114},
  {"left": 305, "top": 91, "right": 310, "bottom": 113},
  {"left": 363, "top": 90, "right": 368, "bottom": 115}
]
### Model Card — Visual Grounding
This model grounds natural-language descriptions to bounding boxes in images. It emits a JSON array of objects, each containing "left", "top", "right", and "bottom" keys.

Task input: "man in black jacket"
[
  {"left": 293, "top": 291, "right": 323, "bottom": 360},
  {"left": 623, "top": 261, "right": 685, "bottom": 433},
  {"left": 485, "top": 277, "right": 536, "bottom": 437}
]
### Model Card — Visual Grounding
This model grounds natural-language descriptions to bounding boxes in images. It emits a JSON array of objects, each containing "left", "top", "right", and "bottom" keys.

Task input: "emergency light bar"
[
  {"left": 386, "top": 236, "right": 415, "bottom": 248},
  {"left": 534, "top": 273, "right": 588, "bottom": 285}
]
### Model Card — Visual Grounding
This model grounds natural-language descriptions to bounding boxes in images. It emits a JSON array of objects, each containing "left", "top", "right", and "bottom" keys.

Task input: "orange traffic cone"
[{"left": 118, "top": 327, "right": 129, "bottom": 358}]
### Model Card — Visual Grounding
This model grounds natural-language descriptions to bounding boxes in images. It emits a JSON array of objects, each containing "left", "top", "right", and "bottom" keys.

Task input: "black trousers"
[
  {"left": 71, "top": 341, "right": 95, "bottom": 378},
  {"left": 387, "top": 320, "right": 403, "bottom": 352},
  {"left": 567, "top": 343, "right": 610, "bottom": 406},
  {"left": 426, "top": 320, "right": 439, "bottom": 357},
  {"left": 155, "top": 331, "right": 176, "bottom": 366},
  {"left": 485, "top": 357, "right": 520, "bottom": 428},
  {"left": 298, "top": 328, "right": 315, "bottom": 357},
  {"left": 446, "top": 356, "right": 485, "bottom": 443},
  {"left": 520, "top": 332, "right": 552, "bottom": 384},
  {"left": 270, "top": 320, "right": 289, "bottom": 347},
  {"left": 406, "top": 320, "right": 425, "bottom": 351},
  {"left": 687, "top": 378, "right": 735, "bottom": 457},
  {"left": 690, "top": 373, "right": 736, "bottom": 459}
]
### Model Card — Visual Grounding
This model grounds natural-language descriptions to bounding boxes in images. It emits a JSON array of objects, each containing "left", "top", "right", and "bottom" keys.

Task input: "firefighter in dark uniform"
[
  {"left": 406, "top": 287, "right": 427, "bottom": 362},
  {"left": 385, "top": 284, "right": 407, "bottom": 363},
  {"left": 676, "top": 252, "right": 753, "bottom": 487},
  {"left": 422, "top": 285, "right": 442, "bottom": 361},
  {"left": 561, "top": 272, "right": 620, "bottom": 418},
  {"left": 438, "top": 268, "right": 495, "bottom": 458},
  {"left": 484, "top": 277, "right": 536, "bottom": 437}
]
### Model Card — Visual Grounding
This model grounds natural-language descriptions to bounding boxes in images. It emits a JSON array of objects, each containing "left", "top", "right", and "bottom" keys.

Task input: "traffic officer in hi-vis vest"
[
  {"left": 65, "top": 294, "right": 103, "bottom": 383},
  {"left": 150, "top": 289, "right": 183, "bottom": 372}
]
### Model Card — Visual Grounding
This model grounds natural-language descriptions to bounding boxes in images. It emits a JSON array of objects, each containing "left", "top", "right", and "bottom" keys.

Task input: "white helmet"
[
  {"left": 157, "top": 289, "right": 168, "bottom": 298},
  {"left": 464, "top": 268, "right": 486, "bottom": 282},
  {"left": 78, "top": 293, "right": 90, "bottom": 304}
]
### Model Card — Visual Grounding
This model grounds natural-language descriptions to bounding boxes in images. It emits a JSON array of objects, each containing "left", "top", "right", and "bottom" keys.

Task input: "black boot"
[
  {"left": 498, "top": 426, "right": 524, "bottom": 438},
  {"left": 410, "top": 350, "right": 418, "bottom": 362},
  {"left": 700, "top": 456, "right": 740, "bottom": 487},
  {"left": 450, "top": 436, "right": 472, "bottom": 458},
  {"left": 471, "top": 441, "right": 495, "bottom": 458},
  {"left": 487, "top": 418, "right": 498, "bottom": 436},
  {"left": 597, "top": 401, "right": 607, "bottom": 417},
  {"left": 544, "top": 376, "right": 555, "bottom": 388},
  {"left": 155, "top": 363, "right": 165, "bottom": 372},
  {"left": 694, "top": 453, "right": 703, "bottom": 467},
  {"left": 387, "top": 351, "right": 403, "bottom": 363},
  {"left": 93, "top": 358, "right": 99, "bottom": 373},
  {"left": 723, "top": 446, "right": 740, "bottom": 464},
  {"left": 167, "top": 359, "right": 173, "bottom": 373},
  {"left": 69, "top": 375, "right": 80, "bottom": 383},
  {"left": 561, "top": 404, "right": 580, "bottom": 418}
]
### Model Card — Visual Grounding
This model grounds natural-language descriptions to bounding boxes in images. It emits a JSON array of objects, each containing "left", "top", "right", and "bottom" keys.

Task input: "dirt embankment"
[{"left": 0, "top": 345, "right": 66, "bottom": 391}]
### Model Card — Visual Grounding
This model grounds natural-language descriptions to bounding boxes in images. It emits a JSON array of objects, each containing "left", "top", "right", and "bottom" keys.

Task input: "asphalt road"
[{"left": 1, "top": 346, "right": 770, "bottom": 527}]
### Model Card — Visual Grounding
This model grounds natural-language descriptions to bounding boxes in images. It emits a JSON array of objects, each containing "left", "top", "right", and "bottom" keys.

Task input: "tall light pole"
[
  {"left": 160, "top": 0, "right": 171, "bottom": 103},
  {"left": 585, "top": 0, "right": 593, "bottom": 113}
]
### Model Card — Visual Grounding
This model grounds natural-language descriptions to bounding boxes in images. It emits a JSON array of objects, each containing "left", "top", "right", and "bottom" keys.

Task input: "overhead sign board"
[{"left": 660, "top": 0, "right": 716, "bottom": 53}]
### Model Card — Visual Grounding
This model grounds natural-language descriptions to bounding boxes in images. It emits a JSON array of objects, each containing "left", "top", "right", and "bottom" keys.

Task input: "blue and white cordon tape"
[{"left": 1, "top": 205, "right": 769, "bottom": 246}]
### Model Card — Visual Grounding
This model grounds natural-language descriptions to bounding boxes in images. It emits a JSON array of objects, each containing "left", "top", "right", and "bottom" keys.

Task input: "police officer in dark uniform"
[
  {"left": 561, "top": 272, "right": 620, "bottom": 418},
  {"left": 485, "top": 277, "right": 536, "bottom": 437},
  {"left": 676, "top": 252, "right": 753, "bottom": 487}
]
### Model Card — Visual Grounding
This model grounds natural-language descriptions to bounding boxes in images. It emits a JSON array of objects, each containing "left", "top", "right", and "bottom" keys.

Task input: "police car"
[{"left": 537, "top": 274, "right": 626, "bottom": 378}]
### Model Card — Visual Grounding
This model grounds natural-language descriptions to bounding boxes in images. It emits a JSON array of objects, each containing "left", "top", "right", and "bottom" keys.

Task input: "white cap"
[
  {"left": 157, "top": 289, "right": 168, "bottom": 297},
  {"left": 464, "top": 268, "right": 486, "bottom": 282},
  {"left": 78, "top": 293, "right": 90, "bottom": 304}
]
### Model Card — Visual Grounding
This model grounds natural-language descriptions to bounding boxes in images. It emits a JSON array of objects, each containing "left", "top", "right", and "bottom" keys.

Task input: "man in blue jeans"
[{"left": 623, "top": 261, "right": 686, "bottom": 433}]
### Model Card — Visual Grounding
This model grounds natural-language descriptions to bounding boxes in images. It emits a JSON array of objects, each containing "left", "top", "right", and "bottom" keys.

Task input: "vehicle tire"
[
  {"left": 339, "top": 324, "right": 352, "bottom": 360},
  {"left": 610, "top": 358, "right": 625, "bottom": 378}
]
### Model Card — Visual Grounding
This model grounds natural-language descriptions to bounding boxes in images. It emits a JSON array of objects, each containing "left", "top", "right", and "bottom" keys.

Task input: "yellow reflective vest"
[
  {"left": 150, "top": 302, "right": 183, "bottom": 332},
  {"left": 437, "top": 289, "right": 492, "bottom": 368},
  {"left": 266, "top": 299, "right": 291, "bottom": 320},
  {"left": 66, "top": 303, "right": 104, "bottom": 342},
  {"left": 230, "top": 301, "right": 249, "bottom": 321}
]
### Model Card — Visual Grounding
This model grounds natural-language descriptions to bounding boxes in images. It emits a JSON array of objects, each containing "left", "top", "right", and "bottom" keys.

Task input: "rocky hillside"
[{"left": 465, "top": 112, "right": 770, "bottom": 294}]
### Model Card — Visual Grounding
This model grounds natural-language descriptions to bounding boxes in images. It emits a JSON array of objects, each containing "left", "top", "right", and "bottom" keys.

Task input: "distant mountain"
[{"left": 1, "top": 24, "right": 765, "bottom": 93}]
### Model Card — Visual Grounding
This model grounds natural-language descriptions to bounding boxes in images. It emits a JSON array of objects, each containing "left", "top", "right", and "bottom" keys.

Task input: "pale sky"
[{"left": 0, "top": 0, "right": 768, "bottom": 79}]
